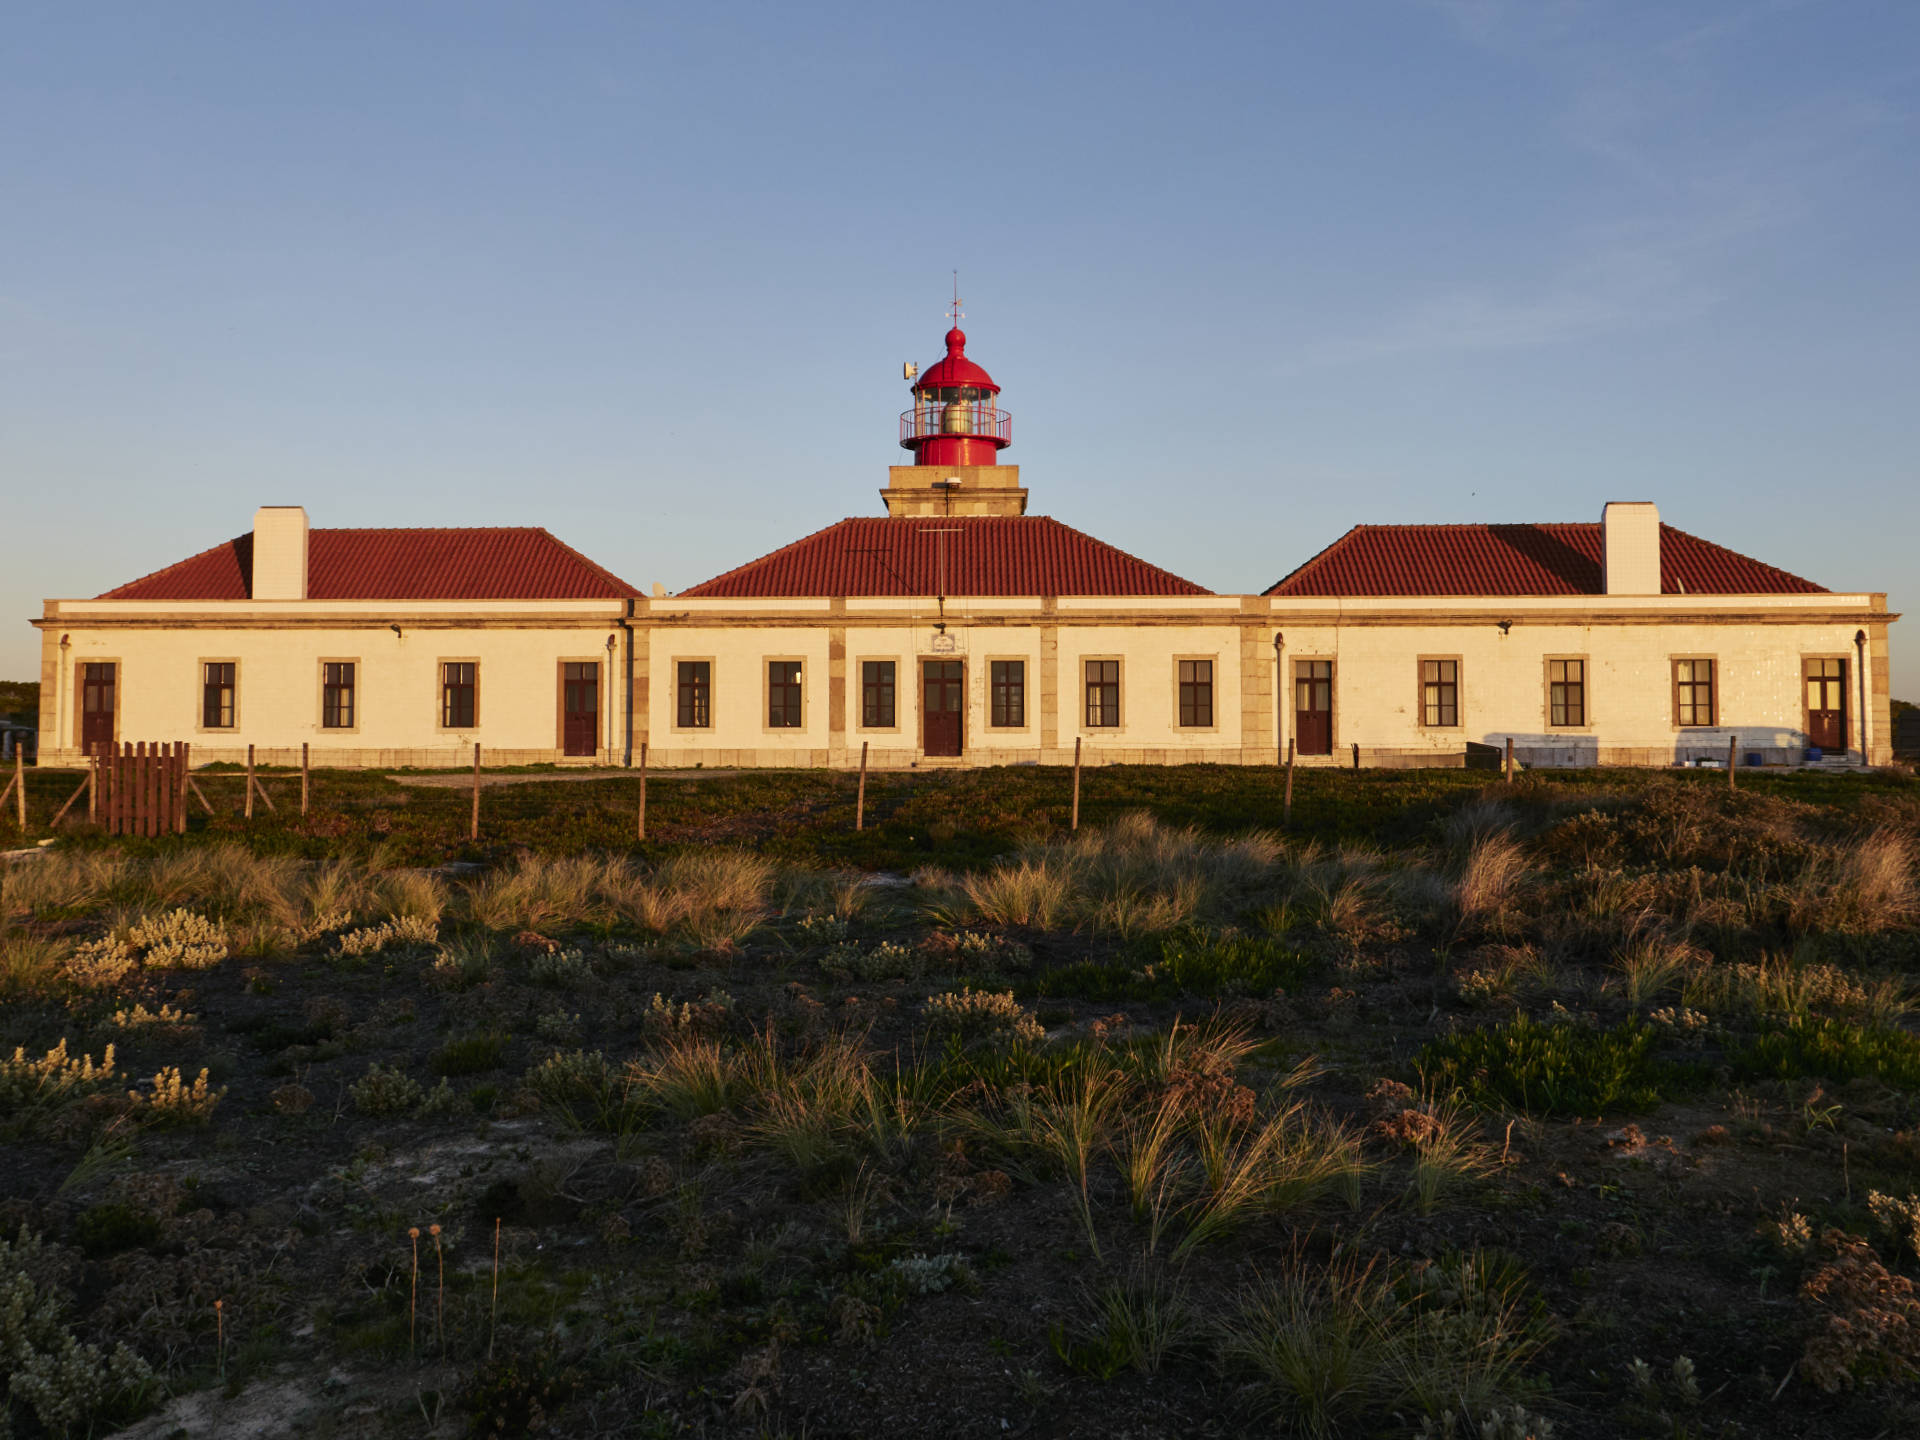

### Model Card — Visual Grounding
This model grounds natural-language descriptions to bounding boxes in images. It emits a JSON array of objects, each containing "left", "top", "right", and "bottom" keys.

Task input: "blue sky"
[{"left": 4, "top": 1, "right": 1916, "bottom": 697}]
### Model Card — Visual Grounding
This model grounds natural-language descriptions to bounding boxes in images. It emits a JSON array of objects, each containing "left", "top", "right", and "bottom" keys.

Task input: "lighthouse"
[
  {"left": 882, "top": 320, "right": 1029, "bottom": 518},
  {"left": 900, "top": 326, "right": 1011, "bottom": 468}
]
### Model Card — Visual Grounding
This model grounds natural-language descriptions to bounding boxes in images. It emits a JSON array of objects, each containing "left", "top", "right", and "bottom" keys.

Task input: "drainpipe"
[
  {"left": 1272, "top": 631, "right": 1285, "bottom": 763},
  {"left": 1855, "top": 629, "right": 1869, "bottom": 766},
  {"left": 621, "top": 600, "right": 636, "bottom": 769}
]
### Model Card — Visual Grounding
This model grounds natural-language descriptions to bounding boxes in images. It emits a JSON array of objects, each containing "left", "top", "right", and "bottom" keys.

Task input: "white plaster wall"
[
  {"left": 651, "top": 627, "right": 833, "bottom": 755},
  {"left": 1276, "top": 620, "right": 1873, "bottom": 764},
  {"left": 43, "top": 620, "right": 625, "bottom": 766},
  {"left": 841, "top": 623, "right": 1045, "bottom": 756},
  {"left": 1057, "top": 625, "right": 1245, "bottom": 749}
]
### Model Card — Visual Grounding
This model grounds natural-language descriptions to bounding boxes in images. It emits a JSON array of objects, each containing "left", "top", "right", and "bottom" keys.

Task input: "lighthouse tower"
[{"left": 882, "top": 320, "right": 1028, "bottom": 518}]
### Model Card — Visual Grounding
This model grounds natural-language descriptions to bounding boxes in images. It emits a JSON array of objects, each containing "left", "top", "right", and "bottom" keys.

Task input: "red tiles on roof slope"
[
  {"left": 677, "top": 516, "right": 1211, "bottom": 598},
  {"left": 1264, "top": 523, "right": 1825, "bottom": 598},
  {"left": 98, "top": 529, "right": 637, "bottom": 602}
]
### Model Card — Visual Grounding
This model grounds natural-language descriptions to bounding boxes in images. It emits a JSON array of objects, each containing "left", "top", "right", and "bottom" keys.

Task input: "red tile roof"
[
  {"left": 1265, "top": 523, "right": 1825, "bottom": 598},
  {"left": 680, "top": 517, "right": 1211, "bottom": 598},
  {"left": 98, "top": 528, "right": 636, "bottom": 602}
]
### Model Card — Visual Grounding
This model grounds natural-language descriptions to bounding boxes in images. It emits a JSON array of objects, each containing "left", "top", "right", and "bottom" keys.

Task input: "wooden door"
[
  {"left": 922, "top": 660, "right": 964, "bottom": 757},
  {"left": 1805, "top": 659, "right": 1847, "bottom": 752},
  {"left": 562, "top": 662, "right": 599, "bottom": 757},
  {"left": 81, "top": 662, "right": 115, "bottom": 755},
  {"left": 1295, "top": 660, "right": 1332, "bottom": 756}
]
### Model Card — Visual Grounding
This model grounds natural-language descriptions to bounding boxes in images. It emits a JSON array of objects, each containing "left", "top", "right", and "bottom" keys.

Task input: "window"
[
  {"left": 861, "top": 661, "right": 895, "bottom": 727},
  {"left": 990, "top": 660, "right": 1025, "bottom": 727},
  {"left": 1673, "top": 658, "right": 1716, "bottom": 727},
  {"left": 677, "top": 661, "right": 711, "bottom": 728},
  {"left": 322, "top": 662, "right": 356, "bottom": 729},
  {"left": 442, "top": 662, "right": 477, "bottom": 728},
  {"left": 202, "top": 662, "right": 236, "bottom": 729},
  {"left": 1178, "top": 660, "right": 1214, "bottom": 727},
  {"left": 1085, "top": 660, "right": 1120, "bottom": 727},
  {"left": 768, "top": 661, "right": 803, "bottom": 728},
  {"left": 1548, "top": 659, "right": 1585, "bottom": 727},
  {"left": 1420, "top": 659, "right": 1459, "bottom": 728}
]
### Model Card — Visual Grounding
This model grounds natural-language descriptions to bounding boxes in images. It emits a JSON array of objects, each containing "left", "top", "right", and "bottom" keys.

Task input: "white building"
[{"left": 32, "top": 324, "right": 1898, "bottom": 770}]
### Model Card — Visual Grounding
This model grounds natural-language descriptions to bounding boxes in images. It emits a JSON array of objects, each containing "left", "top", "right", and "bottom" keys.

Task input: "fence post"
[
  {"left": 87, "top": 745, "right": 98, "bottom": 824},
  {"left": 636, "top": 741, "right": 648, "bottom": 842},
  {"left": 1070, "top": 736, "right": 1082, "bottom": 833},
  {"left": 1284, "top": 737, "right": 1295, "bottom": 828},
  {"left": 1505, "top": 737, "right": 1514, "bottom": 783},
  {"left": 470, "top": 743, "right": 481, "bottom": 842},
  {"left": 178, "top": 742, "right": 190, "bottom": 835},
  {"left": 301, "top": 742, "right": 310, "bottom": 816},
  {"left": 245, "top": 745, "right": 256, "bottom": 820},
  {"left": 11, "top": 747, "right": 21, "bottom": 832},
  {"left": 855, "top": 740, "right": 868, "bottom": 832},
  {"left": 1728, "top": 733, "right": 1738, "bottom": 792},
  {"left": 1351, "top": 741, "right": 1360, "bottom": 772}
]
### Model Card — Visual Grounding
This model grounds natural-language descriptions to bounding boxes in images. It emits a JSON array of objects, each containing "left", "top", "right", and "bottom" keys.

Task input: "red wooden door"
[
  {"left": 923, "top": 660, "right": 964, "bottom": 757},
  {"left": 81, "top": 663, "right": 115, "bottom": 755},
  {"left": 1295, "top": 660, "right": 1332, "bottom": 756},
  {"left": 563, "top": 662, "right": 599, "bottom": 757},
  {"left": 1806, "top": 659, "right": 1846, "bottom": 752}
]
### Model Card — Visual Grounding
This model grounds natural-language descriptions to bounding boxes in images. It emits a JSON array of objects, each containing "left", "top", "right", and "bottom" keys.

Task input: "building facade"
[{"left": 33, "top": 323, "right": 1899, "bottom": 770}]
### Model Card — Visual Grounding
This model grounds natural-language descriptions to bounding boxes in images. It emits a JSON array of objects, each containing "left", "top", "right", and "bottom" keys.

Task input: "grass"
[
  {"left": 430, "top": 1031, "right": 510, "bottom": 1076},
  {"left": 1217, "top": 1249, "right": 1552, "bottom": 1437},
  {"left": 1, "top": 764, "right": 1917, "bottom": 1436},
  {"left": 1416, "top": 1016, "right": 1701, "bottom": 1118},
  {"left": 1035, "top": 929, "right": 1316, "bottom": 1002},
  {"left": 1730, "top": 1017, "right": 1920, "bottom": 1090}
]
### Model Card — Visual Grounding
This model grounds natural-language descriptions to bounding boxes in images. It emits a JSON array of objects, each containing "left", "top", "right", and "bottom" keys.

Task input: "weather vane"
[{"left": 947, "top": 270, "right": 964, "bottom": 327}]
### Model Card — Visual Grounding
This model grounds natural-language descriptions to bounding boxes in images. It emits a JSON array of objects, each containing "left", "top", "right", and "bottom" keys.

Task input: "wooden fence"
[{"left": 94, "top": 741, "right": 190, "bottom": 838}]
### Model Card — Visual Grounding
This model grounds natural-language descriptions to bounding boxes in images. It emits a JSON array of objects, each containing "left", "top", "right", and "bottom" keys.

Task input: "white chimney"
[
  {"left": 1602, "top": 501, "right": 1661, "bottom": 596},
  {"left": 251, "top": 506, "right": 310, "bottom": 600}
]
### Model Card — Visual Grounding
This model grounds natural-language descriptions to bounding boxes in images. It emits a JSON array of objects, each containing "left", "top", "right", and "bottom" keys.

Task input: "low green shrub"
[
  {"left": 923, "top": 988, "right": 1044, "bottom": 1045},
  {"left": 1036, "top": 929, "right": 1313, "bottom": 1002},
  {"left": 1730, "top": 1017, "right": 1920, "bottom": 1090},
  {"left": 431, "top": 1030, "right": 510, "bottom": 1076},
  {"left": 349, "top": 1062, "right": 423, "bottom": 1117},
  {"left": 73, "top": 1203, "right": 161, "bottom": 1258},
  {"left": 1417, "top": 1016, "right": 1700, "bottom": 1117}
]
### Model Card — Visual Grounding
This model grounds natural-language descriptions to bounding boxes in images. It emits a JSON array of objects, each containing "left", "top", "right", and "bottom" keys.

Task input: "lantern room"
[{"left": 899, "top": 326, "right": 1013, "bottom": 468}]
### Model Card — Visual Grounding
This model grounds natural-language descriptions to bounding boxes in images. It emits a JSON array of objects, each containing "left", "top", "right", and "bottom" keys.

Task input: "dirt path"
[{"left": 386, "top": 768, "right": 740, "bottom": 789}]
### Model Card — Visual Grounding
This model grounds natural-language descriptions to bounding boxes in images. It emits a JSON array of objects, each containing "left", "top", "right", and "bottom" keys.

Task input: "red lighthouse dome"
[{"left": 900, "top": 325, "right": 1012, "bottom": 468}]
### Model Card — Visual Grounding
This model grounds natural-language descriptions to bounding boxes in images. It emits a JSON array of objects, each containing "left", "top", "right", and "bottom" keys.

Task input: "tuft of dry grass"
[
  {"left": 373, "top": 869, "right": 449, "bottom": 924},
  {"left": 625, "top": 1031, "right": 762, "bottom": 1120},
  {"left": 1684, "top": 951, "right": 1912, "bottom": 1026},
  {"left": 604, "top": 850, "right": 774, "bottom": 944},
  {"left": 0, "top": 851, "right": 133, "bottom": 917},
  {"left": 1454, "top": 832, "right": 1533, "bottom": 924},
  {"left": 939, "top": 814, "right": 1291, "bottom": 935},
  {"left": 467, "top": 854, "right": 621, "bottom": 931},
  {"left": 1218, "top": 1249, "right": 1551, "bottom": 1437},
  {"left": 1613, "top": 935, "right": 1697, "bottom": 1011},
  {"left": 1788, "top": 829, "right": 1917, "bottom": 935},
  {"left": 954, "top": 858, "right": 1074, "bottom": 929},
  {"left": 0, "top": 933, "right": 69, "bottom": 998}
]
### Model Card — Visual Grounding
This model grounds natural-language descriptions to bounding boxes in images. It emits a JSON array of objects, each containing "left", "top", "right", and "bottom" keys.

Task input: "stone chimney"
[
  {"left": 1602, "top": 502, "right": 1661, "bottom": 596},
  {"left": 251, "top": 506, "right": 310, "bottom": 600}
]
